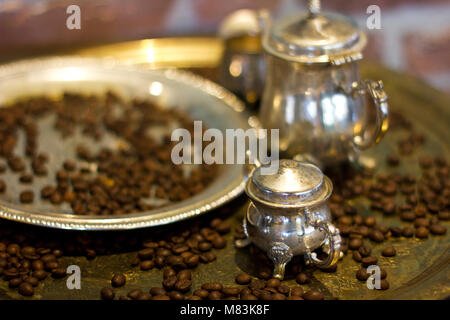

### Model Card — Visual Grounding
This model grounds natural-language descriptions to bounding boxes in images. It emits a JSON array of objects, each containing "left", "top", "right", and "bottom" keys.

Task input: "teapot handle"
[
  {"left": 304, "top": 220, "right": 342, "bottom": 268},
  {"left": 351, "top": 80, "right": 389, "bottom": 150}
]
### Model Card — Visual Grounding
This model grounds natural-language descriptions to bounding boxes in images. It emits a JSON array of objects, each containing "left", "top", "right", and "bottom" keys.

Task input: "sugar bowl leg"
[{"left": 268, "top": 242, "right": 293, "bottom": 280}]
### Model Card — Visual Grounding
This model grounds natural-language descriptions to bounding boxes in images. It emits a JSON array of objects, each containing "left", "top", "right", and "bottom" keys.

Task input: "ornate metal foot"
[{"left": 268, "top": 242, "right": 293, "bottom": 280}]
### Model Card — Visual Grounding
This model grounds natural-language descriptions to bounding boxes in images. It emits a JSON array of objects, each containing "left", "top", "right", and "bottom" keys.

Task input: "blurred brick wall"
[{"left": 0, "top": 0, "right": 449, "bottom": 92}]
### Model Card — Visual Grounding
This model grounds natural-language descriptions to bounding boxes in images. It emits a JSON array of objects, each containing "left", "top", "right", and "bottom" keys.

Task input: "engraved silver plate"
[{"left": 0, "top": 57, "right": 251, "bottom": 230}]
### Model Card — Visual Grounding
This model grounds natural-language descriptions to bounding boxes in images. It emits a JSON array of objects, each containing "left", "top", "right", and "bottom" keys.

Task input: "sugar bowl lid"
[
  {"left": 245, "top": 159, "right": 333, "bottom": 208},
  {"left": 262, "top": 0, "right": 366, "bottom": 65}
]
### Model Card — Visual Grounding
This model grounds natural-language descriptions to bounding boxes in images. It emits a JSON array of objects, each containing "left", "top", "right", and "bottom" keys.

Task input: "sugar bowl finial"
[{"left": 237, "top": 159, "right": 342, "bottom": 279}]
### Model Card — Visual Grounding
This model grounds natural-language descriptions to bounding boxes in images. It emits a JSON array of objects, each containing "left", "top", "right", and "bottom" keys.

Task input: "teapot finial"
[{"left": 308, "top": 0, "right": 321, "bottom": 16}]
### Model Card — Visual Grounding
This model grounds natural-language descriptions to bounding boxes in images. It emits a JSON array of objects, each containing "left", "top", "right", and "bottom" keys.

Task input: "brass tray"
[
  {"left": 0, "top": 38, "right": 449, "bottom": 300},
  {"left": 0, "top": 57, "right": 250, "bottom": 230}
]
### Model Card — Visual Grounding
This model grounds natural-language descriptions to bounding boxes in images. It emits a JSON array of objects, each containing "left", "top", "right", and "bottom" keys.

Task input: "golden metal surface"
[{"left": 0, "top": 37, "right": 449, "bottom": 299}]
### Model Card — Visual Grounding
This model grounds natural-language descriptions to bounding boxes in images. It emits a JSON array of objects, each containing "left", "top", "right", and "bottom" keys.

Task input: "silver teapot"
[
  {"left": 220, "top": 0, "right": 389, "bottom": 167},
  {"left": 260, "top": 0, "right": 389, "bottom": 166},
  {"left": 236, "top": 158, "right": 342, "bottom": 279}
]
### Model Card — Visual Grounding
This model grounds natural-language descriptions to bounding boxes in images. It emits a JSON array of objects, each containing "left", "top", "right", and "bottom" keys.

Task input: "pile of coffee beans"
[{"left": 0, "top": 92, "right": 217, "bottom": 215}]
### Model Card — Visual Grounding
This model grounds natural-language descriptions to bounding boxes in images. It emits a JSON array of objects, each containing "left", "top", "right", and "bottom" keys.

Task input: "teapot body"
[
  {"left": 244, "top": 200, "right": 331, "bottom": 256},
  {"left": 260, "top": 55, "right": 372, "bottom": 165}
]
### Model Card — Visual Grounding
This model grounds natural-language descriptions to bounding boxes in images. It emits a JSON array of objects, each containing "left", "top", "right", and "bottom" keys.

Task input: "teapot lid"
[
  {"left": 263, "top": 0, "right": 366, "bottom": 65},
  {"left": 246, "top": 159, "right": 333, "bottom": 207}
]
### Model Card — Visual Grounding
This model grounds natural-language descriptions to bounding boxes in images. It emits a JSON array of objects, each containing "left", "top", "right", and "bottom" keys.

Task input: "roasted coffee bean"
[
  {"left": 211, "top": 236, "right": 226, "bottom": 249},
  {"left": 358, "top": 244, "right": 372, "bottom": 257},
  {"left": 198, "top": 241, "right": 212, "bottom": 252},
  {"left": 414, "top": 218, "right": 430, "bottom": 228},
  {"left": 208, "top": 291, "right": 222, "bottom": 300},
  {"left": 51, "top": 267, "right": 66, "bottom": 278},
  {"left": 9, "top": 277, "right": 22, "bottom": 288},
  {"left": 140, "top": 260, "right": 155, "bottom": 271},
  {"left": 185, "top": 254, "right": 199, "bottom": 268},
  {"left": 168, "top": 291, "right": 185, "bottom": 300},
  {"left": 356, "top": 268, "right": 369, "bottom": 281},
  {"left": 402, "top": 227, "right": 414, "bottom": 237},
  {"left": 303, "top": 289, "right": 324, "bottom": 300},
  {"left": 111, "top": 273, "right": 126, "bottom": 287},
  {"left": 137, "top": 293, "right": 152, "bottom": 300},
  {"left": 162, "top": 276, "right": 177, "bottom": 290},
  {"left": 235, "top": 273, "right": 252, "bottom": 285},
  {"left": 352, "top": 250, "right": 362, "bottom": 262},
  {"left": 348, "top": 238, "right": 363, "bottom": 250},
  {"left": 266, "top": 278, "right": 281, "bottom": 288},
  {"left": 295, "top": 273, "right": 310, "bottom": 284},
  {"left": 193, "top": 289, "right": 209, "bottom": 299},
  {"left": 202, "top": 282, "right": 223, "bottom": 291},
  {"left": 401, "top": 211, "right": 416, "bottom": 222},
  {"left": 377, "top": 279, "right": 390, "bottom": 290},
  {"left": 32, "top": 270, "right": 47, "bottom": 280},
  {"left": 152, "top": 295, "right": 170, "bottom": 300},
  {"left": 138, "top": 248, "right": 154, "bottom": 260},
  {"left": 19, "top": 191, "right": 34, "bottom": 203},
  {"left": 0, "top": 180, "right": 6, "bottom": 193},
  {"left": 127, "top": 289, "right": 142, "bottom": 300},
  {"left": 364, "top": 217, "right": 376, "bottom": 227},
  {"left": 369, "top": 230, "right": 384, "bottom": 243},
  {"left": 361, "top": 256, "right": 378, "bottom": 267},
  {"left": 150, "top": 287, "right": 166, "bottom": 296},
  {"left": 177, "top": 269, "right": 192, "bottom": 281},
  {"left": 430, "top": 224, "right": 447, "bottom": 235},
  {"left": 100, "top": 287, "right": 115, "bottom": 300},
  {"left": 163, "top": 267, "right": 177, "bottom": 279},
  {"left": 382, "top": 246, "right": 396, "bottom": 257},
  {"left": 438, "top": 210, "right": 449, "bottom": 220},
  {"left": 222, "top": 287, "right": 240, "bottom": 296},
  {"left": 18, "top": 282, "right": 34, "bottom": 296},
  {"left": 415, "top": 227, "right": 429, "bottom": 239},
  {"left": 215, "top": 221, "right": 231, "bottom": 234},
  {"left": 390, "top": 227, "right": 402, "bottom": 237},
  {"left": 175, "top": 279, "right": 192, "bottom": 292},
  {"left": 19, "top": 174, "right": 33, "bottom": 184}
]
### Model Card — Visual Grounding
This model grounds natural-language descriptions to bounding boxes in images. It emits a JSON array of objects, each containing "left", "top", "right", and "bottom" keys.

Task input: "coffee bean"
[
  {"left": 208, "top": 291, "right": 222, "bottom": 300},
  {"left": 202, "top": 282, "right": 223, "bottom": 291},
  {"left": 356, "top": 268, "right": 369, "bottom": 281},
  {"left": 402, "top": 227, "right": 414, "bottom": 237},
  {"left": 430, "top": 224, "right": 447, "bottom": 235},
  {"left": 150, "top": 287, "right": 166, "bottom": 296},
  {"left": 0, "top": 180, "right": 5, "bottom": 193},
  {"left": 140, "top": 260, "right": 155, "bottom": 271},
  {"left": 169, "top": 291, "right": 185, "bottom": 300},
  {"left": 138, "top": 248, "right": 154, "bottom": 260},
  {"left": 361, "top": 256, "right": 378, "bottom": 267},
  {"left": 295, "top": 273, "right": 310, "bottom": 284},
  {"left": 266, "top": 278, "right": 281, "bottom": 288},
  {"left": 438, "top": 210, "right": 449, "bottom": 220},
  {"left": 352, "top": 250, "right": 362, "bottom": 262},
  {"left": 414, "top": 218, "right": 430, "bottom": 228},
  {"left": 358, "top": 244, "right": 372, "bottom": 257},
  {"left": 177, "top": 269, "right": 191, "bottom": 280},
  {"left": 175, "top": 279, "right": 192, "bottom": 292},
  {"left": 303, "top": 289, "right": 324, "bottom": 300},
  {"left": 111, "top": 273, "right": 126, "bottom": 287},
  {"left": 9, "top": 277, "right": 22, "bottom": 288},
  {"left": 211, "top": 236, "right": 226, "bottom": 249},
  {"left": 235, "top": 273, "right": 252, "bottom": 285},
  {"left": 222, "top": 287, "right": 240, "bottom": 296},
  {"left": 51, "top": 267, "right": 66, "bottom": 278},
  {"left": 382, "top": 246, "right": 396, "bottom": 257},
  {"left": 369, "top": 230, "right": 384, "bottom": 243},
  {"left": 100, "top": 287, "right": 115, "bottom": 300},
  {"left": 349, "top": 238, "right": 363, "bottom": 250},
  {"left": 162, "top": 276, "right": 177, "bottom": 290},
  {"left": 19, "top": 190, "right": 34, "bottom": 203},
  {"left": 127, "top": 289, "right": 143, "bottom": 300},
  {"left": 415, "top": 227, "right": 429, "bottom": 239},
  {"left": 377, "top": 279, "right": 390, "bottom": 290},
  {"left": 193, "top": 289, "right": 209, "bottom": 299},
  {"left": 18, "top": 282, "right": 34, "bottom": 296}
]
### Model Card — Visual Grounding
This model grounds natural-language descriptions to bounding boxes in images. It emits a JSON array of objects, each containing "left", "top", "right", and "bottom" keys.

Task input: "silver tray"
[{"left": 0, "top": 57, "right": 250, "bottom": 230}]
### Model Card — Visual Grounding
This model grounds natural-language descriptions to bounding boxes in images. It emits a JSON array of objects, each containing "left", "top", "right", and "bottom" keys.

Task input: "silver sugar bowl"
[
  {"left": 259, "top": 0, "right": 389, "bottom": 166},
  {"left": 236, "top": 159, "right": 342, "bottom": 279}
]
